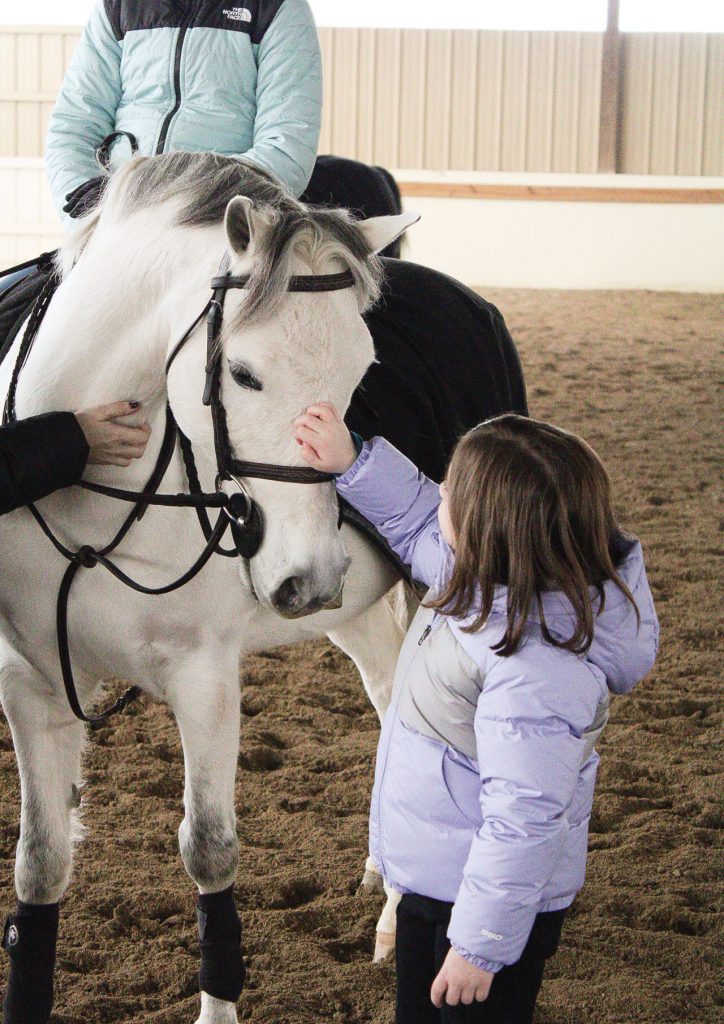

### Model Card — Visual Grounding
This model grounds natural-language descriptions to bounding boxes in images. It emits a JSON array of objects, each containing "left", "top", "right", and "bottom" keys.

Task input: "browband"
[{"left": 210, "top": 270, "right": 356, "bottom": 293}]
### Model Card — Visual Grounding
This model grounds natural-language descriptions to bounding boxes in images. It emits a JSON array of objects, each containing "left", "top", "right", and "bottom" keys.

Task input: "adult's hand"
[
  {"left": 62, "top": 175, "right": 107, "bottom": 219},
  {"left": 75, "top": 402, "right": 151, "bottom": 467}
]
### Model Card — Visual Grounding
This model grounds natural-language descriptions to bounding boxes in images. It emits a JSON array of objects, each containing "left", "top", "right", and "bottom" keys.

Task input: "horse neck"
[{"left": 18, "top": 213, "right": 225, "bottom": 423}]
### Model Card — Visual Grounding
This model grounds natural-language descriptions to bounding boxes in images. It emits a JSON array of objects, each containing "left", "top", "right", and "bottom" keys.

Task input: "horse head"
[{"left": 157, "top": 159, "right": 417, "bottom": 616}]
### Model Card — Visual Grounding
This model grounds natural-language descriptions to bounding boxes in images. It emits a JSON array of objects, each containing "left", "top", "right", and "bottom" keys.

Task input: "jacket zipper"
[
  {"left": 156, "top": 7, "right": 196, "bottom": 154},
  {"left": 418, "top": 610, "right": 441, "bottom": 645}
]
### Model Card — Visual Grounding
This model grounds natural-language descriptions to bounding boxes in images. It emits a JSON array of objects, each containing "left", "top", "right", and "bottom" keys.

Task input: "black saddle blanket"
[{"left": 352, "top": 258, "right": 527, "bottom": 482}]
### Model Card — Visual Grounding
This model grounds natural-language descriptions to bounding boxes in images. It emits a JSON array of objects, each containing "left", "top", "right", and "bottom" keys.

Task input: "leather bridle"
[
  {"left": 2, "top": 255, "right": 357, "bottom": 723},
  {"left": 165, "top": 253, "right": 355, "bottom": 557}
]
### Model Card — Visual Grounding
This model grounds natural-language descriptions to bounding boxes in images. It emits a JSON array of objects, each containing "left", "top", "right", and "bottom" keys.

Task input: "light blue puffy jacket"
[
  {"left": 336, "top": 437, "right": 659, "bottom": 971},
  {"left": 46, "top": 0, "right": 322, "bottom": 226}
]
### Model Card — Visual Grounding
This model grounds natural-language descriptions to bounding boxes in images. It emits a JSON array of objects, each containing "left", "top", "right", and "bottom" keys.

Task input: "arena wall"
[
  {"left": 0, "top": 25, "right": 722, "bottom": 289},
  {"left": 1, "top": 26, "right": 722, "bottom": 174}
]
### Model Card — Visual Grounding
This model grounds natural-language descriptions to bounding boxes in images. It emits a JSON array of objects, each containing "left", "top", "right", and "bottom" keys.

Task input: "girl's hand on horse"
[
  {"left": 75, "top": 401, "right": 151, "bottom": 468},
  {"left": 431, "top": 948, "right": 494, "bottom": 1009},
  {"left": 293, "top": 402, "right": 358, "bottom": 474}
]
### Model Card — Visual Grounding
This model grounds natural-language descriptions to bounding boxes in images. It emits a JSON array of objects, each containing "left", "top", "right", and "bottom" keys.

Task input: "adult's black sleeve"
[{"left": 0, "top": 413, "right": 89, "bottom": 515}]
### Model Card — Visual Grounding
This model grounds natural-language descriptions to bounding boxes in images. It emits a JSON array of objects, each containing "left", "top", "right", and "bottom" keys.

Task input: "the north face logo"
[{"left": 223, "top": 7, "right": 252, "bottom": 21}]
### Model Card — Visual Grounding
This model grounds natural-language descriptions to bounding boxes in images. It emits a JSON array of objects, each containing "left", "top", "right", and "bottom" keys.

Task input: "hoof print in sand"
[
  {"left": 239, "top": 744, "right": 284, "bottom": 772},
  {"left": 323, "top": 934, "right": 369, "bottom": 964},
  {"left": 272, "top": 878, "right": 324, "bottom": 909},
  {"left": 279, "top": 796, "right": 311, "bottom": 813}
]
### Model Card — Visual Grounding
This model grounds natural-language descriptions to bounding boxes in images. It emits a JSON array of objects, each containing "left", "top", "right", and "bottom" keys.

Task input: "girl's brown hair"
[{"left": 427, "top": 414, "right": 638, "bottom": 656}]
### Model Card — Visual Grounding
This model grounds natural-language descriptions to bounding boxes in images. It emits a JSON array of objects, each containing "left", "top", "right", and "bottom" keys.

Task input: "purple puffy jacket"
[{"left": 336, "top": 437, "right": 659, "bottom": 971}]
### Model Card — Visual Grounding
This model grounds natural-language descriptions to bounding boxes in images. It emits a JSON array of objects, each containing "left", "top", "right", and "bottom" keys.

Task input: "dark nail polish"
[{"left": 129, "top": 401, "right": 140, "bottom": 409}]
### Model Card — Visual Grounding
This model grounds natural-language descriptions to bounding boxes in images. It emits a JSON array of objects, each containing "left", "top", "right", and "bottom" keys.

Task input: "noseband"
[{"left": 3, "top": 254, "right": 356, "bottom": 723}]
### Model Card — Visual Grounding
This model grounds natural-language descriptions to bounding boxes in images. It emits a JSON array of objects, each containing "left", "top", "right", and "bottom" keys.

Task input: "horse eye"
[{"left": 229, "top": 361, "right": 262, "bottom": 391}]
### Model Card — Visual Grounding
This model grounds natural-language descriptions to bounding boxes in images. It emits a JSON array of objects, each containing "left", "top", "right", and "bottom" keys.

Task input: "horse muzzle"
[{"left": 270, "top": 570, "right": 348, "bottom": 619}]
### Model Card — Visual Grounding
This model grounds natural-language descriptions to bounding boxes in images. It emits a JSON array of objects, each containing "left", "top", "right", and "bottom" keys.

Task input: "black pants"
[{"left": 395, "top": 894, "right": 566, "bottom": 1024}]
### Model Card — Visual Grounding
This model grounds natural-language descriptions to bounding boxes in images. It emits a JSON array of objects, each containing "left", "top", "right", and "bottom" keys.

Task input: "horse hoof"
[
  {"left": 358, "top": 867, "right": 385, "bottom": 894},
  {"left": 195, "top": 992, "right": 239, "bottom": 1023},
  {"left": 373, "top": 930, "right": 396, "bottom": 962}
]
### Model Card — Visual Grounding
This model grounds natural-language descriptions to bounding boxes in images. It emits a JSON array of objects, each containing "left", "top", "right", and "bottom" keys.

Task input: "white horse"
[{"left": 0, "top": 153, "right": 417, "bottom": 1024}]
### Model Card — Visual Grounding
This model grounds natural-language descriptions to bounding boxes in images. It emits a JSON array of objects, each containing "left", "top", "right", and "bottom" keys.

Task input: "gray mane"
[{"left": 98, "top": 151, "right": 384, "bottom": 325}]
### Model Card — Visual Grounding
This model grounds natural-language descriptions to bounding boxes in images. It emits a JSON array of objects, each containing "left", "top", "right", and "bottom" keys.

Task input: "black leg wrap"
[
  {"left": 197, "top": 886, "right": 245, "bottom": 1003},
  {"left": 2, "top": 902, "right": 59, "bottom": 1024}
]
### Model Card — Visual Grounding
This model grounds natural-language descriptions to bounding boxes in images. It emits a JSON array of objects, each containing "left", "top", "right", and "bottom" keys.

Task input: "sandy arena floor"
[{"left": 0, "top": 289, "right": 721, "bottom": 1024}]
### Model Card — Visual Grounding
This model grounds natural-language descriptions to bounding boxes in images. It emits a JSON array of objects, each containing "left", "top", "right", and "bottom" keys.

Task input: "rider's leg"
[
  {"left": 170, "top": 652, "right": 243, "bottom": 1024},
  {"left": 1, "top": 674, "right": 85, "bottom": 1024}
]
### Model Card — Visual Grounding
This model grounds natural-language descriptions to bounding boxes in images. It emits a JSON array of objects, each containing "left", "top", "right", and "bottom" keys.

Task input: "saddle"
[{"left": 0, "top": 253, "right": 57, "bottom": 369}]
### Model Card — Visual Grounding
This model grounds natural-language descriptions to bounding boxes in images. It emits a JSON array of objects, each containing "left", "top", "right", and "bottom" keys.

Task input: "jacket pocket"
[
  {"left": 381, "top": 722, "right": 479, "bottom": 902},
  {"left": 397, "top": 720, "right": 481, "bottom": 831},
  {"left": 441, "top": 747, "right": 483, "bottom": 828}
]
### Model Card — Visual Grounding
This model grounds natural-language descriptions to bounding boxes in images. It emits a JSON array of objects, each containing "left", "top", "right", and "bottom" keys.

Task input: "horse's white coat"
[{"left": 0, "top": 182, "right": 415, "bottom": 1022}]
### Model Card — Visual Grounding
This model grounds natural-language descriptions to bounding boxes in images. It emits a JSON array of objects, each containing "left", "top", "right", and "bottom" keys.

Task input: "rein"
[{"left": 3, "top": 255, "right": 356, "bottom": 724}]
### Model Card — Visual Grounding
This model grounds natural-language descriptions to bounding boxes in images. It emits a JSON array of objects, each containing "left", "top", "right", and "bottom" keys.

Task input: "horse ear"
[
  {"left": 357, "top": 211, "right": 421, "bottom": 255},
  {"left": 224, "top": 195, "right": 270, "bottom": 255}
]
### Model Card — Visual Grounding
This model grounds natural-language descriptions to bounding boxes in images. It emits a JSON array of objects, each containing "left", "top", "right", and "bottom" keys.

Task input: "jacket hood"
[{"left": 443, "top": 534, "right": 659, "bottom": 695}]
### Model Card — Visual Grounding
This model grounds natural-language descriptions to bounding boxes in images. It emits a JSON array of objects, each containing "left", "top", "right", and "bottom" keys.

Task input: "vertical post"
[{"left": 598, "top": 0, "right": 621, "bottom": 172}]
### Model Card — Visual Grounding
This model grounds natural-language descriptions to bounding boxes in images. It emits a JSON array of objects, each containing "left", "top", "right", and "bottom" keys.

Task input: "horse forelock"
[
  {"left": 57, "top": 151, "right": 383, "bottom": 325},
  {"left": 229, "top": 206, "right": 382, "bottom": 337}
]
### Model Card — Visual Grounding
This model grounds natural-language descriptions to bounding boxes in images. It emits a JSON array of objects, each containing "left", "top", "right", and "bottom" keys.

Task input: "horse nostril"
[{"left": 272, "top": 576, "right": 304, "bottom": 613}]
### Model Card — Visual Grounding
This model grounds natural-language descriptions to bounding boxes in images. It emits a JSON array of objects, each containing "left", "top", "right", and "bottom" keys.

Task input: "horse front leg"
[
  {"left": 170, "top": 657, "right": 243, "bottom": 1024},
  {"left": 327, "top": 583, "right": 416, "bottom": 962},
  {"left": 0, "top": 669, "right": 85, "bottom": 1024}
]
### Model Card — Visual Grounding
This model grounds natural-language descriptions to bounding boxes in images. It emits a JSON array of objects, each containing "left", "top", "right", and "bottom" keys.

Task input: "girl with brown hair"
[{"left": 293, "top": 404, "right": 659, "bottom": 1024}]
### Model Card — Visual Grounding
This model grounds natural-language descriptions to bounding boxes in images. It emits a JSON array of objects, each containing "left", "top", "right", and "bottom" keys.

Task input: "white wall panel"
[
  {"left": 0, "top": 159, "right": 62, "bottom": 266},
  {"left": 424, "top": 30, "right": 453, "bottom": 170},
  {"left": 475, "top": 33, "right": 505, "bottom": 170},
  {"left": 401, "top": 189, "right": 724, "bottom": 292},
  {"left": 676, "top": 35, "right": 707, "bottom": 175},
  {"left": 578, "top": 33, "right": 602, "bottom": 171},
  {"left": 620, "top": 32, "right": 723, "bottom": 175},
  {"left": 370, "top": 29, "right": 402, "bottom": 168},
  {"left": 398, "top": 30, "right": 427, "bottom": 168},
  {"left": 526, "top": 33, "right": 556, "bottom": 172},
  {"left": 1, "top": 160, "right": 722, "bottom": 290},
  {"left": 650, "top": 33, "right": 681, "bottom": 174},
  {"left": 355, "top": 29, "right": 377, "bottom": 165},
  {"left": 314, "top": 27, "right": 606, "bottom": 174},
  {"left": 449, "top": 31, "right": 478, "bottom": 171},
  {"left": 702, "top": 34, "right": 724, "bottom": 176},
  {"left": 500, "top": 32, "right": 530, "bottom": 170},
  {"left": 3, "top": 23, "right": 718, "bottom": 176}
]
